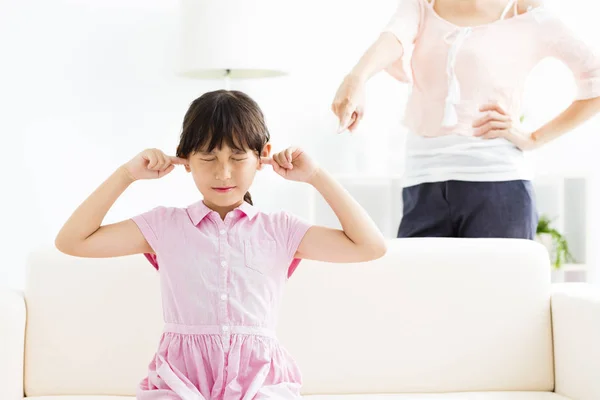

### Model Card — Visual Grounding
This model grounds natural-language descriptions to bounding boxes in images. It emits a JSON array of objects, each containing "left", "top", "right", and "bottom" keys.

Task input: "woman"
[{"left": 332, "top": 0, "right": 600, "bottom": 238}]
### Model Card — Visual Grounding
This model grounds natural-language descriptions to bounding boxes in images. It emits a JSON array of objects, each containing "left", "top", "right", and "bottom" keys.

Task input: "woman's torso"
[{"left": 403, "top": 0, "right": 542, "bottom": 186}]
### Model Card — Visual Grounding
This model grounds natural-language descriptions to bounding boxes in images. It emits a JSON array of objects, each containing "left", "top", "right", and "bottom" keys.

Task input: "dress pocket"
[{"left": 243, "top": 239, "right": 277, "bottom": 274}]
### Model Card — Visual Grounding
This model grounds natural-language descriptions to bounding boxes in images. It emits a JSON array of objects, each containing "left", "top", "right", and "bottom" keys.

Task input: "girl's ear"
[
  {"left": 185, "top": 164, "right": 191, "bottom": 173},
  {"left": 258, "top": 143, "right": 272, "bottom": 170}
]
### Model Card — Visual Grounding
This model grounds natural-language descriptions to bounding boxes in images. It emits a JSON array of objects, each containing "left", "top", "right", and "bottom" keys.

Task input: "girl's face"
[{"left": 185, "top": 142, "right": 271, "bottom": 214}]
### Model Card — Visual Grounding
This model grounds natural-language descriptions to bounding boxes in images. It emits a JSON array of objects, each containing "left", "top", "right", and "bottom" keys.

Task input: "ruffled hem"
[{"left": 137, "top": 332, "right": 302, "bottom": 399}]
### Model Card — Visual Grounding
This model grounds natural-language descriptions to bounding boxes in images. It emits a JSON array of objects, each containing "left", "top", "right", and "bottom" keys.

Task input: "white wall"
[{"left": 1, "top": 0, "right": 599, "bottom": 289}]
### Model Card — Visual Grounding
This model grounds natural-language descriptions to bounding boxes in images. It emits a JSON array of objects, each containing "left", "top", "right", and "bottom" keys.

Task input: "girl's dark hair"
[{"left": 176, "top": 90, "right": 270, "bottom": 205}]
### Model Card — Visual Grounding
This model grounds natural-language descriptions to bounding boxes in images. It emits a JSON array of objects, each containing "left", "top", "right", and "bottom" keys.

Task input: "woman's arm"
[
  {"left": 347, "top": 32, "right": 405, "bottom": 83},
  {"left": 332, "top": 34, "right": 403, "bottom": 133},
  {"left": 332, "top": 0, "right": 423, "bottom": 132},
  {"left": 473, "top": 97, "right": 600, "bottom": 151},
  {"left": 475, "top": 0, "right": 600, "bottom": 149},
  {"left": 530, "top": 97, "right": 600, "bottom": 147}
]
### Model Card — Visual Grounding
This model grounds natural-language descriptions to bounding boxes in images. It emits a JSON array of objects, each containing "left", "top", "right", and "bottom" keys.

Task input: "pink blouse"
[{"left": 383, "top": 0, "right": 600, "bottom": 137}]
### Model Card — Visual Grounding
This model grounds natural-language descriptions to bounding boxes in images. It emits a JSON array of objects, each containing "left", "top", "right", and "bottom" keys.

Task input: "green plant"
[{"left": 536, "top": 214, "right": 575, "bottom": 269}]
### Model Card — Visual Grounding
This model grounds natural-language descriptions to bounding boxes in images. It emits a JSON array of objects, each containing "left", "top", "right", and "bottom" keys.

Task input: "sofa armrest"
[
  {"left": 552, "top": 283, "right": 600, "bottom": 400},
  {"left": 0, "top": 289, "right": 26, "bottom": 400}
]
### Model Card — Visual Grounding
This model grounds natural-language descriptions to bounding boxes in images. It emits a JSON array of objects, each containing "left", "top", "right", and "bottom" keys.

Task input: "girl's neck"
[{"left": 203, "top": 199, "right": 245, "bottom": 220}]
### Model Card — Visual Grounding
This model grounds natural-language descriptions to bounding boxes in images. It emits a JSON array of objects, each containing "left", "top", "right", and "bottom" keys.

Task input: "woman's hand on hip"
[
  {"left": 473, "top": 104, "right": 538, "bottom": 151},
  {"left": 331, "top": 74, "right": 366, "bottom": 133}
]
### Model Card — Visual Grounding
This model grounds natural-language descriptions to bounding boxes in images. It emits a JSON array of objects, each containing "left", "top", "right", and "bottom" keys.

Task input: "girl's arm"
[
  {"left": 55, "top": 149, "right": 186, "bottom": 258},
  {"left": 262, "top": 148, "right": 386, "bottom": 264},
  {"left": 55, "top": 167, "right": 146, "bottom": 257},
  {"left": 298, "top": 168, "right": 387, "bottom": 263}
]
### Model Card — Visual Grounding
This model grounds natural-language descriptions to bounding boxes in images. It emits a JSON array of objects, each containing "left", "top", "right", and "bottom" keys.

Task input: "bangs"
[{"left": 188, "top": 125, "right": 255, "bottom": 154}]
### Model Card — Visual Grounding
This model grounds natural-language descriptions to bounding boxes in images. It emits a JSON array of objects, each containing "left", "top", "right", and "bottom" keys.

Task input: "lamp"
[{"left": 177, "top": 0, "right": 290, "bottom": 89}]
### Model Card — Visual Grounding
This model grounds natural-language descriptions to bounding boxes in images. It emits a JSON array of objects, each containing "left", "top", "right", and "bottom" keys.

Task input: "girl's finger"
[
  {"left": 274, "top": 153, "right": 286, "bottom": 168},
  {"left": 146, "top": 154, "right": 158, "bottom": 169},
  {"left": 271, "top": 153, "right": 280, "bottom": 166},
  {"left": 260, "top": 157, "right": 273, "bottom": 165},
  {"left": 157, "top": 153, "right": 169, "bottom": 170},
  {"left": 262, "top": 155, "right": 284, "bottom": 175},
  {"left": 158, "top": 164, "right": 175, "bottom": 178},
  {"left": 284, "top": 148, "right": 293, "bottom": 168},
  {"left": 170, "top": 156, "right": 188, "bottom": 165}
]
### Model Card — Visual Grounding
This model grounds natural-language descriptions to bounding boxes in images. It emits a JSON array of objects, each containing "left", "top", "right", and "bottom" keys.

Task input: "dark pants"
[{"left": 397, "top": 180, "right": 538, "bottom": 239}]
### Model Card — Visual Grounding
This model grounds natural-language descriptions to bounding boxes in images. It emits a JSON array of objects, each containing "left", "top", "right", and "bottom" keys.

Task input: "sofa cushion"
[
  {"left": 24, "top": 251, "right": 163, "bottom": 396},
  {"left": 24, "top": 239, "right": 553, "bottom": 396},
  {"left": 278, "top": 239, "right": 554, "bottom": 394},
  {"left": 25, "top": 392, "right": 571, "bottom": 400}
]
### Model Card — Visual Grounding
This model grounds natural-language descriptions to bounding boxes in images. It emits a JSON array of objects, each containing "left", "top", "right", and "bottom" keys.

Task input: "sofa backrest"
[{"left": 24, "top": 238, "right": 554, "bottom": 396}]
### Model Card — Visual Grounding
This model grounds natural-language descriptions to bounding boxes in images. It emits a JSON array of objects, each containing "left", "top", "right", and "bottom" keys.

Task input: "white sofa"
[{"left": 1, "top": 238, "right": 599, "bottom": 399}]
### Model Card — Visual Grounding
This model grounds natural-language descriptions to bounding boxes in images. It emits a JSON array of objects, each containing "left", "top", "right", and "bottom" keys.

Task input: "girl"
[
  {"left": 332, "top": 0, "right": 600, "bottom": 239},
  {"left": 55, "top": 90, "right": 386, "bottom": 399}
]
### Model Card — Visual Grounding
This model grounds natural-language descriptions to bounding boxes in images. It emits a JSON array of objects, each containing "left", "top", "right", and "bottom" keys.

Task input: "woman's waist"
[
  {"left": 406, "top": 91, "right": 521, "bottom": 123},
  {"left": 403, "top": 109, "right": 520, "bottom": 138}
]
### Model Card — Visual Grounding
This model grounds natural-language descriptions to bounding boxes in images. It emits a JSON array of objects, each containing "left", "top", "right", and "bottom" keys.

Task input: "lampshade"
[{"left": 177, "top": 0, "right": 290, "bottom": 79}]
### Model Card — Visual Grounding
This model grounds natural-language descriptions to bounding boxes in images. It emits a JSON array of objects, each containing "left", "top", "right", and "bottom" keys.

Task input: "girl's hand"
[
  {"left": 331, "top": 74, "right": 366, "bottom": 133},
  {"left": 122, "top": 148, "right": 188, "bottom": 182},
  {"left": 261, "top": 147, "right": 320, "bottom": 183},
  {"left": 473, "top": 104, "right": 537, "bottom": 151}
]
